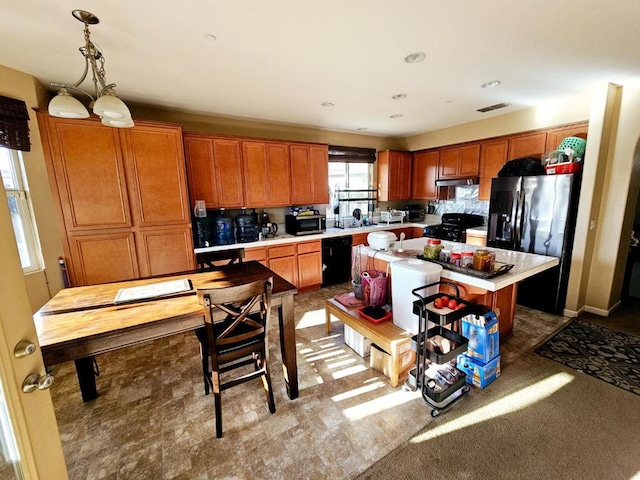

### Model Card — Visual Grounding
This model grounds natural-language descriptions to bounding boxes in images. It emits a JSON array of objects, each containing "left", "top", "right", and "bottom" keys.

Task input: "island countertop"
[{"left": 358, "top": 237, "right": 559, "bottom": 292}]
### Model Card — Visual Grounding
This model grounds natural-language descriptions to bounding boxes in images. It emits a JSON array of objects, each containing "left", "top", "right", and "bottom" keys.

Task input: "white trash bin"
[{"left": 390, "top": 259, "right": 442, "bottom": 334}]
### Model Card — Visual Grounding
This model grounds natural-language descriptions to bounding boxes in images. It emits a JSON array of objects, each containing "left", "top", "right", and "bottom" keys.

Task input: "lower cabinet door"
[
  {"left": 297, "top": 251, "right": 322, "bottom": 290},
  {"left": 67, "top": 230, "right": 139, "bottom": 286},
  {"left": 268, "top": 255, "right": 298, "bottom": 287},
  {"left": 136, "top": 225, "right": 195, "bottom": 277}
]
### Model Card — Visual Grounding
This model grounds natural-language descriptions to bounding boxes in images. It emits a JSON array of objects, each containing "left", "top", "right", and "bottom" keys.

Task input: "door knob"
[
  {"left": 14, "top": 340, "right": 36, "bottom": 358},
  {"left": 22, "top": 373, "right": 54, "bottom": 393}
]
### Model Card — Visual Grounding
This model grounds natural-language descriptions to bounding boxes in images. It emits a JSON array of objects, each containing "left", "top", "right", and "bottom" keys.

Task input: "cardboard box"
[
  {"left": 344, "top": 324, "right": 371, "bottom": 357},
  {"left": 461, "top": 311, "right": 500, "bottom": 363},
  {"left": 369, "top": 343, "right": 415, "bottom": 378},
  {"left": 457, "top": 354, "right": 501, "bottom": 389}
]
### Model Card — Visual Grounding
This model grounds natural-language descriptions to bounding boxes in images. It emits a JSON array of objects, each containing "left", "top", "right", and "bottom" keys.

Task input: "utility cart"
[{"left": 404, "top": 281, "right": 479, "bottom": 417}]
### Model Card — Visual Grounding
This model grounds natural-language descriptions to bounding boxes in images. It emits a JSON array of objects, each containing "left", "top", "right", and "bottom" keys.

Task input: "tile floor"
[{"left": 50, "top": 283, "right": 570, "bottom": 480}]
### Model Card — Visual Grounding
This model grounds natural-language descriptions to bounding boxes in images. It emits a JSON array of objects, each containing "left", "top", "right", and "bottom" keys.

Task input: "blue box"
[
  {"left": 457, "top": 354, "right": 501, "bottom": 389},
  {"left": 461, "top": 311, "right": 499, "bottom": 363}
]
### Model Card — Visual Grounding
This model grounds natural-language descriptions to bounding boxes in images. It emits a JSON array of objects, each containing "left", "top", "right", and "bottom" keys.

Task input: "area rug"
[{"left": 535, "top": 319, "right": 640, "bottom": 396}]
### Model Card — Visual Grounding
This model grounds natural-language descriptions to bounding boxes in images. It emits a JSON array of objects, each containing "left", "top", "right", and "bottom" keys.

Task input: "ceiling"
[{"left": 2, "top": 1, "right": 640, "bottom": 138}]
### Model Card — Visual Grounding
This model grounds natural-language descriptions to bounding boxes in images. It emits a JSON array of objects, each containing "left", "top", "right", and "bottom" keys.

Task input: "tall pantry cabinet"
[{"left": 36, "top": 113, "right": 195, "bottom": 286}]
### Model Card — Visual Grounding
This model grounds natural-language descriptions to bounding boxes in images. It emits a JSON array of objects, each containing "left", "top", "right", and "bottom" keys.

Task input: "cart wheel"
[
  {"left": 431, "top": 409, "right": 440, "bottom": 418},
  {"left": 463, "top": 385, "right": 470, "bottom": 394}
]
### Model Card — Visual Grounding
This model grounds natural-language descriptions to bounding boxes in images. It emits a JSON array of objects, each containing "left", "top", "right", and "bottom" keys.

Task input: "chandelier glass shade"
[{"left": 48, "top": 10, "right": 134, "bottom": 127}]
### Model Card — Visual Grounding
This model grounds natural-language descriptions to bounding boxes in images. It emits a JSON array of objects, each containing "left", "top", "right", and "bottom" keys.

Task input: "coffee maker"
[
  {"left": 194, "top": 217, "right": 213, "bottom": 248},
  {"left": 193, "top": 200, "right": 213, "bottom": 248}
]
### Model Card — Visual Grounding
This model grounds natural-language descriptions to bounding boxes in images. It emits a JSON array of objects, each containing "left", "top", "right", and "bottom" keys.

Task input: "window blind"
[
  {"left": 328, "top": 145, "right": 376, "bottom": 163},
  {"left": 0, "top": 95, "right": 30, "bottom": 152}
]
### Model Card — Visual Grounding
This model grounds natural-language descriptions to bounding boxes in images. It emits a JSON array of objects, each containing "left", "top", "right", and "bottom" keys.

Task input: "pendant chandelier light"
[{"left": 48, "top": 10, "right": 134, "bottom": 128}]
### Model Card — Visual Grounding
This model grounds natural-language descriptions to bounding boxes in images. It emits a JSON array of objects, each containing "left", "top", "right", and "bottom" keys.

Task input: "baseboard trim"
[
  {"left": 583, "top": 300, "right": 621, "bottom": 317},
  {"left": 562, "top": 306, "right": 583, "bottom": 318}
]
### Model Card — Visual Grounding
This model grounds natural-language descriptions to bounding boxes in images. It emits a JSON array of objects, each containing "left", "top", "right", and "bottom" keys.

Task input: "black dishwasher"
[{"left": 322, "top": 236, "right": 353, "bottom": 287}]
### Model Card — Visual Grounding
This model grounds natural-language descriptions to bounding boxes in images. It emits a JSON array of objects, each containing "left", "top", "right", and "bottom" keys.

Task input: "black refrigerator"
[{"left": 487, "top": 173, "right": 581, "bottom": 314}]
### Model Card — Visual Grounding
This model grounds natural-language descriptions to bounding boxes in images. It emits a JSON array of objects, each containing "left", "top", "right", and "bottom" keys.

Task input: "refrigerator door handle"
[{"left": 513, "top": 179, "right": 523, "bottom": 249}]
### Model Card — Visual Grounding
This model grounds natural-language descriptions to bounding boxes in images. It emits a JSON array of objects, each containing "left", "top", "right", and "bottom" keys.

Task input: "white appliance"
[
  {"left": 367, "top": 231, "right": 396, "bottom": 250},
  {"left": 380, "top": 210, "right": 406, "bottom": 224},
  {"left": 390, "top": 259, "right": 442, "bottom": 334}
]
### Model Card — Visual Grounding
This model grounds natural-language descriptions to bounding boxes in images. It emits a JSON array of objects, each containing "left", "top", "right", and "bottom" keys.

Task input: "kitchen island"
[{"left": 358, "top": 237, "right": 559, "bottom": 339}]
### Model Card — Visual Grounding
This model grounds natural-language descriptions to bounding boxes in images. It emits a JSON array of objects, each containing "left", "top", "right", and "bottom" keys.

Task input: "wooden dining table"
[{"left": 33, "top": 261, "right": 299, "bottom": 402}]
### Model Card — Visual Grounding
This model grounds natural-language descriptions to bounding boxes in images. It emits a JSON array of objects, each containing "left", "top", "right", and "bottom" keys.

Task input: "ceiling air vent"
[{"left": 477, "top": 102, "right": 511, "bottom": 113}]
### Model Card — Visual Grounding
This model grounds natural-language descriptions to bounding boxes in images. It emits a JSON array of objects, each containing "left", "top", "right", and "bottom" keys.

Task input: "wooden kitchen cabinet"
[
  {"left": 267, "top": 243, "right": 298, "bottom": 287},
  {"left": 352, "top": 233, "right": 369, "bottom": 246},
  {"left": 297, "top": 240, "right": 322, "bottom": 291},
  {"left": 184, "top": 133, "right": 245, "bottom": 209},
  {"left": 66, "top": 230, "right": 139, "bottom": 286},
  {"left": 412, "top": 150, "right": 439, "bottom": 200},
  {"left": 478, "top": 139, "right": 509, "bottom": 201},
  {"left": 244, "top": 246, "right": 268, "bottom": 266},
  {"left": 545, "top": 122, "right": 589, "bottom": 153},
  {"left": 290, "top": 143, "right": 329, "bottom": 205},
  {"left": 378, "top": 150, "right": 412, "bottom": 201},
  {"left": 38, "top": 118, "right": 132, "bottom": 232},
  {"left": 508, "top": 132, "right": 547, "bottom": 160},
  {"left": 121, "top": 125, "right": 190, "bottom": 226},
  {"left": 242, "top": 140, "right": 292, "bottom": 207},
  {"left": 135, "top": 226, "right": 195, "bottom": 278},
  {"left": 37, "top": 112, "right": 194, "bottom": 286},
  {"left": 439, "top": 144, "right": 480, "bottom": 179}
]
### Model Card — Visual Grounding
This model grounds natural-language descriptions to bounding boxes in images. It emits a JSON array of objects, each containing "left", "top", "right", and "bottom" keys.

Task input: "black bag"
[{"left": 497, "top": 157, "right": 546, "bottom": 177}]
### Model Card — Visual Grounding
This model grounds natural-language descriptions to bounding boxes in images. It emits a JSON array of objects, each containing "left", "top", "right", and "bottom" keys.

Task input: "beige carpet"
[{"left": 358, "top": 349, "right": 640, "bottom": 479}]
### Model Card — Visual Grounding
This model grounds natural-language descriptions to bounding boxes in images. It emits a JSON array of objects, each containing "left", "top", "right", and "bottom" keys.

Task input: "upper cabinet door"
[
  {"left": 242, "top": 141, "right": 269, "bottom": 207},
  {"left": 479, "top": 139, "right": 509, "bottom": 201},
  {"left": 266, "top": 142, "right": 292, "bottom": 206},
  {"left": 545, "top": 123, "right": 589, "bottom": 153},
  {"left": 508, "top": 132, "right": 547, "bottom": 160},
  {"left": 184, "top": 134, "right": 219, "bottom": 209},
  {"left": 412, "top": 150, "right": 439, "bottom": 200},
  {"left": 439, "top": 144, "right": 480, "bottom": 178},
  {"left": 290, "top": 143, "right": 328, "bottom": 206},
  {"left": 121, "top": 124, "right": 190, "bottom": 226},
  {"left": 40, "top": 117, "right": 131, "bottom": 232},
  {"left": 290, "top": 145, "right": 312, "bottom": 205},
  {"left": 459, "top": 144, "right": 481, "bottom": 176},
  {"left": 242, "top": 141, "right": 292, "bottom": 207},
  {"left": 213, "top": 138, "right": 246, "bottom": 208},
  {"left": 377, "top": 150, "right": 412, "bottom": 201},
  {"left": 310, "top": 145, "right": 329, "bottom": 204},
  {"left": 439, "top": 147, "right": 459, "bottom": 178}
]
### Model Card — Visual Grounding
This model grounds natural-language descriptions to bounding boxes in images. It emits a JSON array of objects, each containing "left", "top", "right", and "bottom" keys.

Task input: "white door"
[{"left": 0, "top": 190, "right": 67, "bottom": 478}]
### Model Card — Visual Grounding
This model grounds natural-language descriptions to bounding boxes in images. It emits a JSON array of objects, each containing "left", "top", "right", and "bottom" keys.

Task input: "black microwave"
[{"left": 285, "top": 214, "right": 326, "bottom": 235}]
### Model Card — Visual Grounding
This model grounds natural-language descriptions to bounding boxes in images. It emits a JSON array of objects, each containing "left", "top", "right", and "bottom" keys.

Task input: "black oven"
[{"left": 422, "top": 213, "right": 484, "bottom": 243}]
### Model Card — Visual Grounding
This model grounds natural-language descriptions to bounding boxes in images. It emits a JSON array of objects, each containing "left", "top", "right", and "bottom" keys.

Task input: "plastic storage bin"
[
  {"left": 390, "top": 259, "right": 442, "bottom": 334},
  {"left": 343, "top": 324, "right": 371, "bottom": 357}
]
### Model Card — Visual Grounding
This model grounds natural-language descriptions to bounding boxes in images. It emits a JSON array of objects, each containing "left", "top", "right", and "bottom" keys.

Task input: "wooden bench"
[{"left": 325, "top": 298, "right": 413, "bottom": 387}]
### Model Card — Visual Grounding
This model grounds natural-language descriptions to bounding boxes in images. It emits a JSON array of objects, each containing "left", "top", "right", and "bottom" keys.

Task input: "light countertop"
[
  {"left": 194, "top": 219, "right": 441, "bottom": 254},
  {"left": 358, "top": 237, "right": 558, "bottom": 292}
]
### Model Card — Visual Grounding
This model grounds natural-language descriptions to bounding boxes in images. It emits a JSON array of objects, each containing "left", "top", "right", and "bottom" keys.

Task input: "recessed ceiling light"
[
  {"left": 321, "top": 101, "right": 335, "bottom": 107},
  {"left": 204, "top": 34, "right": 217, "bottom": 42},
  {"left": 357, "top": 127, "right": 368, "bottom": 131},
  {"left": 404, "top": 52, "right": 426, "bottom": 64},
  {"left": 481, "top": 80, "right": 501, "bottom": 88},
  {"left": 390, "top": 114, "right": 403, "bottom": 119},
  {"left": 392, "top": 94, "right": 407, "bottom": 100}
]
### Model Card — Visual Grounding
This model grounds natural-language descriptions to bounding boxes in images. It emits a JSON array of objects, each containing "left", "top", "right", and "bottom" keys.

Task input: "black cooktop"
[{"left": 422, "top": 213, "right": 485, "bottom": 242}]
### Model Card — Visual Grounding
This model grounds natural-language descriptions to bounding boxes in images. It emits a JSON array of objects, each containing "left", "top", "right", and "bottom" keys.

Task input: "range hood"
[{"left": 435, "top": 177, "right": 479, "bottom": 187}]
